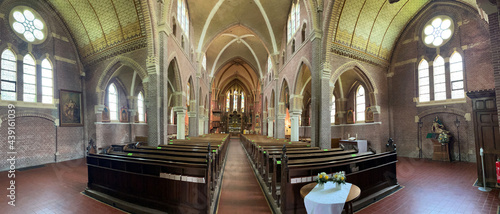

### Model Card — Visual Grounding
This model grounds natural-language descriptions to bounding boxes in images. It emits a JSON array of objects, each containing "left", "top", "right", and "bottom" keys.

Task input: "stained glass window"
[
  {"left": 233, "top": 90, "right": 238, "bottom": 111},
  {"left": 226, "top": 92, "right": 230, "bottom": 112},
  {"left": 138, "top": 92, "right": 144, "bottom": 122},
  {"left": 241, "top": 92, "right": 245, "bottom": 113},
  {"left": 1, "top": 49, "right": 17, "bottom": 101},
  {"left": 356, "top": 86, "right": 365, "bottom": 122},
  {"left": 108, "top": 84, "right": 118, "bottom": 121}
]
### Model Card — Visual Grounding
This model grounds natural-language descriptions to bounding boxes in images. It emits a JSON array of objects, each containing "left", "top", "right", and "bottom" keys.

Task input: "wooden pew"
[
  {"left": 270, "top": 149, "right": 368, "bottom": 204},
  {"left": 279, "top": 151, "right": 398, "bottom": 213},
  {"left": 86, "top": 151, "right": 213, "bottom": 213}
]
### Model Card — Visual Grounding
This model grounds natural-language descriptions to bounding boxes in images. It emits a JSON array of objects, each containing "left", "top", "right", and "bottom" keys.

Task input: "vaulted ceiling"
[
  {"left": 44, "top": 0, "right": 480, "bottom": 82},
  {"left": 46, "top": 0, "right": 146, "bottom": 60},
  {"left": 331, "top": 0, "right": 478, "bottom": 60}
]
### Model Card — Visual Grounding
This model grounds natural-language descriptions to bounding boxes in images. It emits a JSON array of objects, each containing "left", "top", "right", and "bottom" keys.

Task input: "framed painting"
[
  {"left": 120, "top": 107, "right": 128, "bottom": 122},
  {"left": 102, "top": 105, "right": 110, "bottom": 122},
  {"left": 60, "top": 90, "right": 83, "bottom": 127},
  {"left": 346, "top": 109, "right": 354, "bottom": 124}
]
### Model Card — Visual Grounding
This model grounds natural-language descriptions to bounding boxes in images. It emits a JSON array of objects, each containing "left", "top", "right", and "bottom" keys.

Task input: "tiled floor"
[
  {"left": 216, "top": 138, "right": 271, "bottom": 213},
  {"left": 356, "top": 157, "right": 500, "bottom": 214},
  {"left": 0, "top": 158, "right": 123, "bottom": 214},
  {"left": 0, "top": 144, "right": 498, "bottom": 214}
]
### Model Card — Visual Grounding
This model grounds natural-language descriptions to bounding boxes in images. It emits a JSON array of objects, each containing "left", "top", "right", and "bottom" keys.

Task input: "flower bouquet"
[
  {"left": 438, "top": 132, "right": 449, "bottom": 145},
  {"left": 332, "top": 171, "right": 346, "bottom": 189}
]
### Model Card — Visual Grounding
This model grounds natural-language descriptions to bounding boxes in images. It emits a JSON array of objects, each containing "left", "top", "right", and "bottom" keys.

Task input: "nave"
[{"left": 1, "top": 138, "right": 499, "bottom": 214}]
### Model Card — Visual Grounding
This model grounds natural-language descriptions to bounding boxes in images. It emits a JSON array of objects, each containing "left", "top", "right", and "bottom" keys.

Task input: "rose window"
[
  {"left": 422, "top": 16, "right": 453, "bottom": 48},
  {"left": 9, "top": 6, "right": 47, "bottom": 44}
]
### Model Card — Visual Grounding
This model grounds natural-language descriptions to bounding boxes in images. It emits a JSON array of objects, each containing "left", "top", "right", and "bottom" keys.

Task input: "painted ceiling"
[
  {"left": 47, "top": 0, "right": 146, "bottom": 60},
  {"left": 332, "top": 0, "right": 478, "bottom": 60}
]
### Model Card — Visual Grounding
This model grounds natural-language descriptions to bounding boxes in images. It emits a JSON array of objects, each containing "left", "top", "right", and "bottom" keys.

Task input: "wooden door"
[{"left": 470, "top": 93, "right": 500, "bottom": 187}]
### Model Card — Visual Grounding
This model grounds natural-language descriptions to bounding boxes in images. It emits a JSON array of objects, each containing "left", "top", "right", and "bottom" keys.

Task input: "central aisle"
[{"left": 217, "top": 138, "right": 272, "bottom": 214}]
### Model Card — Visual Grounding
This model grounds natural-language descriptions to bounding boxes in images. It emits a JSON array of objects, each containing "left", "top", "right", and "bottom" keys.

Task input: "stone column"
[
  {"left": 188, "top": 109, "right": 197, "bottom": 137},
  {"left": 94, "top": 105, "right": 105, "bottom": 122},
  {"left": 268, "top": 118, "right": 274, "bottom": 138},
  {"left": 276, "top": 113, "right": 286, "bottom": 139},
  {"left": 204, "top": 112, "right": 209, "bottom": 134},
  {"left": 146, "top": 56, "right": 160, "bottom": 146},
  {"left": 319, "top": 62, "right": 332, "bottom": 149},
  {"left": 174, "top": 107, "right": 186, "bottom": 139},
  {"left": 290, "top": 110, "right": 302, "bottom": 142},
  {"left": 262, "top": 111, "right": 268, "bottom": 136},
  {"left": 199, "top": 114, "right": 204, "bottom": 135}
]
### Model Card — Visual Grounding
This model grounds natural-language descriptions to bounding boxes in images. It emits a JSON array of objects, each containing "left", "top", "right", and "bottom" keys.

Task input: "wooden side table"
[{"left": 300, "top": 183, "right": 361, "bottom": 214}]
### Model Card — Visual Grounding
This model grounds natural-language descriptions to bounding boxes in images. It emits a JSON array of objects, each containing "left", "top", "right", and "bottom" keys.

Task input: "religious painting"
[
  {"left": 60, "top": 90, "right": 83, "bottom": 127},
  {"left": 365, "top": 106, "right": 374, "bottom": 123},
  {"left": 134, "top": 114, "right": 139, "bottom": 123},
  {"left": 102, "top": 106, "right": 110, "bottom": 122},
  {"left": 120, "top": 107, "right": 128, "bottom": 122},
  {"left": 346, "top": 109, "right": 354, "bottom": 124}
]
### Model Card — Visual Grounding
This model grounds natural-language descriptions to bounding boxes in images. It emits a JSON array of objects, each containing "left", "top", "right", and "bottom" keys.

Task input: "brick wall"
[
  {"left": 0, "top": 0, "right": 85, "bottom": 171},
  {"left": 389, "top": 3, "right": 493, "bottom": 162}
]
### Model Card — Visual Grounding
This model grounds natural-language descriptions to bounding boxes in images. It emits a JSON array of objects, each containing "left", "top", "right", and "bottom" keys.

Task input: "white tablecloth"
[{"left": 304, "top": 182, "right": 352, "bottom": 214}]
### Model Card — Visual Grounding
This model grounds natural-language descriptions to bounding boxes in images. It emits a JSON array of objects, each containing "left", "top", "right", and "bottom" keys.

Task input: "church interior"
[{"left": 1, "top": 0, "right": 500, "bottom": 213}]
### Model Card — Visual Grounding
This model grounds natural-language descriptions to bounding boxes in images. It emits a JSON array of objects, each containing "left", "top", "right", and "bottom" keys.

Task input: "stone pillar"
[
  {"left": 268, "top": 118, "right": 274, "bottom": 138},
  {"left": 174, "top": 107, "right": 186, "bottom": 139},
  {"left": 146, "top": 56, "right": 160, "bottom": 146},
  {"left": 199, "top": 115, "right": 204, "bottom": 135},
  {"left": 204, "top": 113, "right": 209, "bottom": 134},
  {"left": 319, "top": 63, "right": 332, "bottom": 149},
  {"left": 262, "top": 111, "right": 268, "bottom": 136},
  {"left": 276, "top": 113, "right": 286, "bottom": 139},
  {"left": 188, "top": 110, "right": 197, "bottom": 137},
  {"left": 290, "top": 110, "right": 302, "bottom": 142}
]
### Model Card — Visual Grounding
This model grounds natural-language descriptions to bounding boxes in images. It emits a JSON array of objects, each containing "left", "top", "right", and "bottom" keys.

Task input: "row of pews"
[
  {"left": 240, "top": 134, "right": 399, "bottom": 214},
  {"left": 85, "top": 134, "right": 230, "bottom": 214}
]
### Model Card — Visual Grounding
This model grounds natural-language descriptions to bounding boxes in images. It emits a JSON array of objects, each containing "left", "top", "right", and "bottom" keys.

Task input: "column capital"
[
  {"left": 289, "top": 109, "right": 303, "bottom": 116},
  {"left": 94, "top": 105, "right": 105, "bottom": 114},
  {"left": 173, "top": 106, "right": 187, "bottom": 112}
]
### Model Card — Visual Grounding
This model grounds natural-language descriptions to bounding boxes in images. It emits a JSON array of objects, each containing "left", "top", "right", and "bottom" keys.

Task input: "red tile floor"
[{"left": 0, "top": 141, "right": 499, "bottom": 214}]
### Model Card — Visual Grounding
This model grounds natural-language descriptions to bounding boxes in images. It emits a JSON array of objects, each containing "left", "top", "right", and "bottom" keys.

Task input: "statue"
[{"left": 432, "top": 116, "right": 449, "bottom": 134}]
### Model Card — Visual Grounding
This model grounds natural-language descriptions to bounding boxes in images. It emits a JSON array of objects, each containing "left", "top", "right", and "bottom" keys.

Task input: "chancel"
[{"left": 1, "top": 0, "right": 500, "bottom": 213}]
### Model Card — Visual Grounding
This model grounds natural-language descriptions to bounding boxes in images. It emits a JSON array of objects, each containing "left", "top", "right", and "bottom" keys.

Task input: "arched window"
[
  {"left": 233, "top": 90, "right": 238, "bottom": 111},
  {"left": 1, "top": 49, "right": 16, "bottom": 101},
  {"left": 177, "top": 0, "right": 189, "bottom": 37},
  {"left": 241, "top": 92, "right": 245, "bottom": 113},
  {"left": 138, "top": 92, "right": 145, "bottom": 122},
  {"left": 226, "top": 92, "right": 230, "bottom": 112},
  {"left": 23, "top": 54, "right": 36, "bottom": 102},
  {"left": 418, "top": 60, "right": 430, "bottom": 102},
  {"left": 356, "top": 86, "right": 365, "bottom": 122},
  {"left": 331, "top": 95, "right": 336, "bottom": 123},
  {"left": 450, "top": 52, "right": 464, "bottom": 99},
  {"left": 202, "top": 54, "right": 207, "bottom": 70},
  {"left": 108, "top": 84, "right": 118, "bottom": 121},
  {"left": 267, "top": 56, "right": 272, "bottom": 74},
  {"left": 41, "top": 59, "right": 53, "bottom": 104},
  {"left": 170, "top": 108, "right": 174, "bottom": 124},
  {"left": 186, "top": 82, "right": 190, "bottom": 106},
  {"left": 287, "top": 2, "right": 300, "bottom": 43},
  {"left": 433, "top": 56, "right": 446, "bottom": 101}
]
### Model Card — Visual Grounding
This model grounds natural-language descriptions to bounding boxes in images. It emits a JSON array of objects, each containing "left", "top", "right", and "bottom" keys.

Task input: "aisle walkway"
[{"left": 217, "top": 138, "right": 272, "bottom": 214}]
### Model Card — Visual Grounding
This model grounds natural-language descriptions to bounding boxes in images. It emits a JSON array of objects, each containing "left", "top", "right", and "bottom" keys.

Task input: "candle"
[
  {"left": 356, "top": 134, "right": 358, "bottom": 139},
  {"left": 348, "top": 133, "right": 350, "bottom": 138}
]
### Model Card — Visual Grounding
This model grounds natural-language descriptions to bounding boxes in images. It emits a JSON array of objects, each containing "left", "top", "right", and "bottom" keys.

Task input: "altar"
[{"left": 228, "top": 111, "right": 241, "bottom": 136}]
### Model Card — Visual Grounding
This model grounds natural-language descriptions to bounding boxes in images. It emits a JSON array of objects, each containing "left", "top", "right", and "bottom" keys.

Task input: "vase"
[
  {"left": 334, "top": 183, "right": 342, "bottom": 190},
  {"left": 317, "top": 183, "right": 325, "bottom": 190}
]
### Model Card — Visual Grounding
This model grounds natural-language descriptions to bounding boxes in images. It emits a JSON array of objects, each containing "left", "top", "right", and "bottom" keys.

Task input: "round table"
[{"left": 300, "top": 182, "right": 361, "bottom": 214}]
